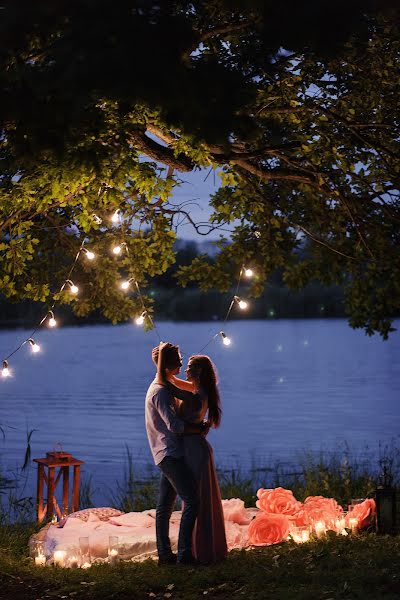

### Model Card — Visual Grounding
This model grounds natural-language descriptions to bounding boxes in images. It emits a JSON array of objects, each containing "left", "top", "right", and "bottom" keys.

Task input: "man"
[{"left": 145, "top": 342, "right": 207, "bottom": 565}]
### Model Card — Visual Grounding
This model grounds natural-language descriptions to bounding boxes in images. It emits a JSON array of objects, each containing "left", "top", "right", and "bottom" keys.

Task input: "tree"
[{"left": 1, "top": 1, "right": 399, "bottom": 336}]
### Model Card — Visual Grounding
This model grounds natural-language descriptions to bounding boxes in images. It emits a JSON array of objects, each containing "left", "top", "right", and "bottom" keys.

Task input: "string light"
[
  {"left": 48, "top": 311, "right": 57, "bottom": 328},
  {"left": 28, "top": 338, "right": 41, "bottom": 353},
  {"left": 120, "top": 278, "right": 135, "bottom": 290},
  {"left": 92, "top": 214, "right": 103, "bottom": 225},
  {"left": 135, "top": 311, "right": 146, "bottom": 326},
  {"left": 2, "top": 360, "right": 10, "bottom": 377},
  {"left": 82, "top": 248, "right": 95, "bottom": 261},
  {"left": 219, "top": 331, "right": 231, "bottom": 346},
  {"left": 234, "top": 296, "right": 248, "bottom": 310},
  {"left": 244, "top": 268, "right": 254, "bottom": 278},
  {"left": 111, "top": 209, "right": 121, "bottom": 224},
  {"left": 66, "top": 280, "right": 79, "bottom": 295}
]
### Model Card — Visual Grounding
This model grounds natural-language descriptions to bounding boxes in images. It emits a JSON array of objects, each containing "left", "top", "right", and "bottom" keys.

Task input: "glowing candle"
[
  {"left": 35, "top": 553, "right": 46, "bottom": 566},
  {"left": 349, "top": 517, "right": 358, "bottom": 533},
  {"left": 68, "top": 555, "right": 79, "bottom": 568},
  {"left": 108, "top": 548, "right": 119, "bottom": 564},
  {"left": 314, "top": 521, "right": 326, "bottom": 538},
  {"left": 53, "top": 550, "right": 66, "bottom": 567}
]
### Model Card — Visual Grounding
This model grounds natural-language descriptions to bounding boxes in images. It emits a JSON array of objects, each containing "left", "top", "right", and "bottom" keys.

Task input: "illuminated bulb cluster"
[
  {"left": 82, "top": 248, "right": 95, "bottom": 261},
  {"left": 219, "top": 331, "right": 231, "bottom": 346},
  {"left": 111, "top": 209, "right": 120, "bottom": 224},
  {"left": 66, "top": 280, "right": 79, "bottom": 295},
  {"left": 92, "top": 213, "right": 102, "bottom": 225},
  {"left": 234, "top": 296, "right": 248, "bottom": 310},
  {"left": 120, "top": 278, "right": 134, "bottom": 290},
  {"left": 135, "top": 312, "right": 146, "bottom": 326},
  {"left": 28, "top": 338, "right": 41, "bottom": 353},
  {"left": 48, "top": 311, "right": 57, "bottom": 328},
  {"left": 2, "top": 360, "right": 10, "bottom": 378}
]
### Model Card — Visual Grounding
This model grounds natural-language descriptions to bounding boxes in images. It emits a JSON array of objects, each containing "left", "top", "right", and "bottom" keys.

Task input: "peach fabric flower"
[
  {"left": 303, "top": 495, "right": 343, "bottom": 526},
  {"left": 221, "top": 499, "right": 251, "bottom": 525},
  {"left": 348, "top": 499, "right": 376, "bottom": 529},
  {"left": 256, "top": 487, "right": 303, "bottom": 516},
  {"left": 248, "top": 512, "right": 290, "bottom": 546}
]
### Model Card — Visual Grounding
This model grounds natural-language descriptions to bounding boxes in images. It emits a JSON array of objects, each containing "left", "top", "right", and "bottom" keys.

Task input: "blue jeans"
[{"left": 156, "top": 456, "right": 199, "bottom": 561}]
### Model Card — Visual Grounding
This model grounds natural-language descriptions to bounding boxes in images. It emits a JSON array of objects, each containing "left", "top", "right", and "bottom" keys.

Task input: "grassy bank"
[
  {"left": 1, "top": 444, "right": 399, "bottom": 599},
  {"left": 1, "top": 524, "right": 400, "bottom": 600}
]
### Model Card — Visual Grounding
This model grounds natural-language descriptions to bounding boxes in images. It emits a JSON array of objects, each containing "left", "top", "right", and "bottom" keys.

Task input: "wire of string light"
[
  {"left": 113, "top": 208, "right": 161, "bottom": 342},
  {"left": 1, "top": 211, "right": 159, "bottom": 378},
  {"left": 195, "top": 265, "right": 254, "bottom": 354}
]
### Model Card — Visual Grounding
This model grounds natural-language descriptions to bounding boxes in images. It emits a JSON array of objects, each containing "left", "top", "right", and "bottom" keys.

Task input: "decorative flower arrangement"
[{"left": 248, "top": 488, "right": 376, "bottom": 547}]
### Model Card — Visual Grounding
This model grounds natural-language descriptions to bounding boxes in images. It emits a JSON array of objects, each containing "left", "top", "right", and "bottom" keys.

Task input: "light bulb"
[
  {"left": 111, "top": 209, "right": 120, "bottom": 223},
  {"left": 28, "top": 338, "right": 41, "bottom": 353},
  {"left": 244, "top": 268, "right": 254, "bottom": 278},
  {"left": 48, "top": 312, "right": 57, "bottom": 327},
  {"left": 238, "top": 300, "right": 248, "bottom": 309},
  {"left": 112, "top": 245, "right": 122, "bottom": 255},
  {"left": 220, "top": 331, "right": 231, "bottom": 346},
  {"left": 135, "top": 313, "right": 146, "bottom": 326},
  {"left": 120, "top": 280, "right": 131, "bottom": 290},
  {"left": 70, "top": 283, "right": 79, "bottom": 294},
  {"left": 92, "top": 213, "right": 102, "bottom": 225},
  {"left": 2, "top": 360, "right": 10, "bottom": 377},
  {"left": 85, "top": 250, "right": 95, "bottom": 260}
]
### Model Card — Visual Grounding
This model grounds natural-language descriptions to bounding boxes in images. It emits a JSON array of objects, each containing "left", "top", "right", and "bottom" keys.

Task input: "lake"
[{"left": 1, "top": 319, "right": 399, "bottom": 506}]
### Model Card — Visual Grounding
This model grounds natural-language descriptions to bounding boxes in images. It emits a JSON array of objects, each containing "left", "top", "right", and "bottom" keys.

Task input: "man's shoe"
[{"left": 158, "top": 553, "right": 177, "bottom": 566}]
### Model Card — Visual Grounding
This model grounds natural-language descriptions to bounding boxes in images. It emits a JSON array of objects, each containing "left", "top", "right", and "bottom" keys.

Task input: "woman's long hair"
[{"left": 189, "top": 355, "right": 222, "bottom": 428}]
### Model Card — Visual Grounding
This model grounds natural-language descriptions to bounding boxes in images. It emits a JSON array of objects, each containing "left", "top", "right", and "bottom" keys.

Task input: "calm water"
[{"left": 1, "top": 319, "right": 399, "bottom": 505}]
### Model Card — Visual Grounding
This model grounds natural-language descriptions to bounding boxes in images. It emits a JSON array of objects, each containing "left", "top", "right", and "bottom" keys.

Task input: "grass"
[
  {"left": 1, "top": 442, "right": 399, "bottom": 599},
  {"left": 1, "top": 525, "right": 400, "bottom": 600}
]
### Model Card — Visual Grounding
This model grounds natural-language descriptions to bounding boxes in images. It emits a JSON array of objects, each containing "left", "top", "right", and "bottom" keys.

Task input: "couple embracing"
[{"left": 145, "top": 342, "right": 228, "bottom": 565}]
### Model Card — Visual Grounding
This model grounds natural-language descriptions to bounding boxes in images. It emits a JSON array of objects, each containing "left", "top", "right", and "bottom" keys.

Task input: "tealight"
[
  {"left": 53, "top": 550, "right": 66, "bottom": 567},
  {"left": 314, "top": 521, "right": 326, "bottom": 538},
  {"left": 35, "top": 553, "right": 46, "bottom": 566}
]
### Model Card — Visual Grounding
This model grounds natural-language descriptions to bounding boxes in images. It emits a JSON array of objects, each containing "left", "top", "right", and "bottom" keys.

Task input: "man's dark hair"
[{"left": 152, "top": 344, "right": 181, "bottom": 370}]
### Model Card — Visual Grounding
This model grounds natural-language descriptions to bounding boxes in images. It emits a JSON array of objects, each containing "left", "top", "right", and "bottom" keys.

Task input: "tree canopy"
[{"left": 1, "top": 0, "right": 399, "bottom": 337}]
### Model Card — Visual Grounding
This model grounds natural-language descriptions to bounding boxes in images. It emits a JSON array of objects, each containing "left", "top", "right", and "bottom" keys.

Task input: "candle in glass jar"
[
  {"left": 108, "top": 548, "right": 119, "bottom": 564},
  {"left": 35, "top": 553, "right": 46, "bottom": 566},
  {"left": 68, "top": 555, "right": 79, "bottom": 568},
  {"left": 301, "top": 529, "right": 310, "bottom": 543},
  {"left": 314, "top": 521, "right": 326, "bottom": 538},
  {"left": 349, "top": 517, "right": 358, "bottom": 533},
  {"left": 53, "top": 550, "right": 66, "bottom": 567},
  {"left": 81, "top": 562, "right": 91, "bottom": 569}
]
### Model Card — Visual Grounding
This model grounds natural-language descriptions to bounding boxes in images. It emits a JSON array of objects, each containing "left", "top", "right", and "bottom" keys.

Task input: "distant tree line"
[{"left": 0, "top": 240, "right": 347, "bottom": 328}]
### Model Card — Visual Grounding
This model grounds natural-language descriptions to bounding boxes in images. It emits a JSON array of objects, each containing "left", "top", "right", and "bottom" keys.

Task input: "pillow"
[{"left": 67, "top": 507, "right": 124, "bottom": 522}]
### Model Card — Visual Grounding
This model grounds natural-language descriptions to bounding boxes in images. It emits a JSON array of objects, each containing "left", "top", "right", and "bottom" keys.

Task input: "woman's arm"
[{"left": 168, "top": 374, "right": 195, "bottom": 392}]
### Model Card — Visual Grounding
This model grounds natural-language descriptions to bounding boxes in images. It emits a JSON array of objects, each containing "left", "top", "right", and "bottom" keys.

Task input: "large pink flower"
[
  {"left": 348, "top": 499, "right": 376, "bottom": 529},
  {"left": 303, "top": 496, "right": 343, "bottom": 526},
  {"left": 248, "top": 513, "right": 290, "bottom": 546},
  {"left": 256, "top": 487, "right": 303, "bottom": 516},
  {"left": 221, "top": 499, "right": 250, "bottom": 525}
]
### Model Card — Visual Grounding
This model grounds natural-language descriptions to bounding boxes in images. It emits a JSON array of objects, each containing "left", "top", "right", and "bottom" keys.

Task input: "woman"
[{"left": 157, "top": 343, "right": 228, "bottom": 564}]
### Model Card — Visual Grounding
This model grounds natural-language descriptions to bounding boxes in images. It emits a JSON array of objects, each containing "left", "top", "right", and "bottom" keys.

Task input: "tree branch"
[{"left": 128, "top": 130, "right": 194, "bottom": 172}]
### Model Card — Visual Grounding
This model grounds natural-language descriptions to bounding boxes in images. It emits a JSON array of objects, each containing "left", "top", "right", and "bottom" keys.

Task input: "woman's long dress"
[{"left": 171, "top": 385, "right": 228, "bottom": 564}]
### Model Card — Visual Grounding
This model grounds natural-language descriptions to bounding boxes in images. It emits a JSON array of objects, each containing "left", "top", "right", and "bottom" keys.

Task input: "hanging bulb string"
[
  {"left": 1, "top": 239, "right": 90, "bottom": 368},
  {"left": 118, "top": 208, "right": 161, "bottom": 343},
  {"left": 195, "top": 264, "right": 249, "bottom": 354}
]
